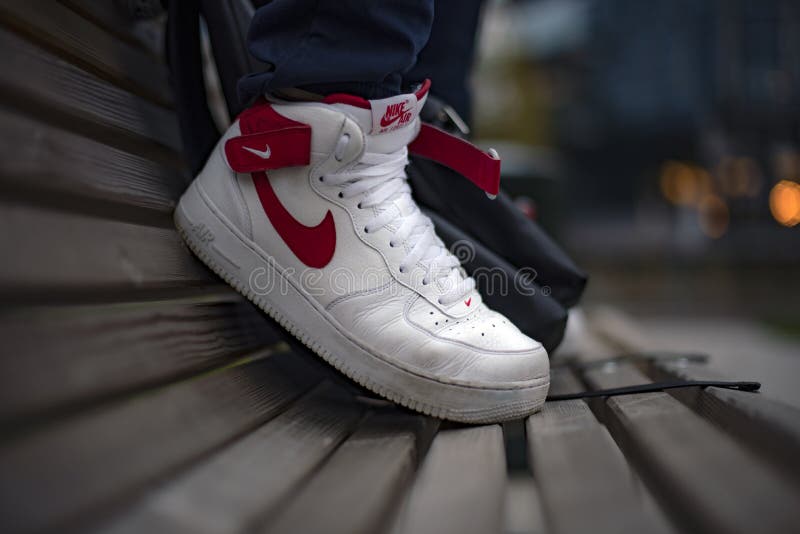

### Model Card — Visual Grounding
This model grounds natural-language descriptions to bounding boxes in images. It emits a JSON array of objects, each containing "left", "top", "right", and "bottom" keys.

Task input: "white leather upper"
[{"left": 194, "top": 95, "right": 548, "bottom": 385}]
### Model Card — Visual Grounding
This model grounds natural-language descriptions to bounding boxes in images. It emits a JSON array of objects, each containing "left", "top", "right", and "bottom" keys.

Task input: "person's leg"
[
  {"left": 404, "top": 0, "right": 486, "bottom": 125},
  {"left": 238, "top": 0, "right": 434, "bottom": 102}
]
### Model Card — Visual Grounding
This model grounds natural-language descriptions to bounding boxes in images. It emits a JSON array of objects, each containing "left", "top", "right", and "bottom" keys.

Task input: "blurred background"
[{"left": 472, "top": 0, "right": 800, "bottom": 405}]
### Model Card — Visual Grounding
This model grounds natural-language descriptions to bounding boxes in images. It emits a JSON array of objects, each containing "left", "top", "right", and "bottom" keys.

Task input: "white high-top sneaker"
[{"left": 175, "top": 82, "right": 549, "bottom": 422}]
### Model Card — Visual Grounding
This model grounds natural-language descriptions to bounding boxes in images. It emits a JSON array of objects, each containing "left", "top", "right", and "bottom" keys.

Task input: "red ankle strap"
[
  {"left": 409, "top": 124, "right": 500, "bottom": 196},
  {"left": 224, "top": 102, "right": 311, "bottom": 173},
  {"left": 224, "top": 103, "right": 501, "bottom": 197}
]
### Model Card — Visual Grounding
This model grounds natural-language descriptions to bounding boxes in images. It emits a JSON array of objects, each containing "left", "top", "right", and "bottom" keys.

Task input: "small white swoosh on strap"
[{"left": 242, "top": 144, "right": 272, "bottom": 159}]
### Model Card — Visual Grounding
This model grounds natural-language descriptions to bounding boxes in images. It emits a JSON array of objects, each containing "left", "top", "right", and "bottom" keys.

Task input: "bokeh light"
[
  {"left": 660, "top": 161, "right": 711, "bottom": 206},
  {"left": 698, "top": 194, "right": 730, "bottom": 238},
  {"left": 769, "top": 180, "right": 800, "bottom": 227}
]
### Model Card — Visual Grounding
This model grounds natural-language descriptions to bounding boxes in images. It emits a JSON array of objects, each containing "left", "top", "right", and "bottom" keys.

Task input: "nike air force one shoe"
[{"left": 174, "top": 81, "right": 549, "bottom": 422}]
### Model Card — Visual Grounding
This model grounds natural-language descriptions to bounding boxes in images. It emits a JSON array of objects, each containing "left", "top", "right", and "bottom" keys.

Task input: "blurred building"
[{"left": 473, "top": 0, "right": 800, "bottom": 317}]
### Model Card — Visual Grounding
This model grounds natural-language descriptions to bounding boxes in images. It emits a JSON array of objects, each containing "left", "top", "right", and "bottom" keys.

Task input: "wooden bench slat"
[
  {"left": 0, "top": 201, "right": 211, "bottom": 298},
  {"left": 391, "top": 425, "right": 507, "bottom": 534},
  {"left": 526, "top": 367, "right": 675, "bottom": 534},
  {"left": 0, "top": 293, "right": 282, "bottom": 423},
  {"left": 0, "top": 352, "right": 318, "bottom": 534},
  {"left": 587, "top": 307, "right": 800, "bottom": 485},
  {"left": 546, "top": 363, "right": 586, "bottom": 395},
  {"left": 582, "top": 363, "right": 800, "bottom": 534},
  {"left": 60, "top": 0, "right": 165, "bottom": 58},
  {"left": 0, "top": 108, "right": 185, "bottom": 215},
  {"left": 0, "top": 28, "right": 182, "bottom": 163},
  {"left": 0, "top": 1, "right": 172, "bottom": 107},
  {"left": 263, "top": 411, "right": 434, "bottom": 534},
  {"left": 504, "top": 475, "right": 546, "bottom": 534},
  {"left": 651, "top": 360, "right": 800, "bottom": 483},
  {"left": 98, "top": 383, "right": 364, "bottom": 534}
]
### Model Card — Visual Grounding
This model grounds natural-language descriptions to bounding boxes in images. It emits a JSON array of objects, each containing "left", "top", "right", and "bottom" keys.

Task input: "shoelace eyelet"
[
  {"left": 318, "top": 176, "right": 324, "bottom": 182},
  {"left": 399, "top": 266, "right": 406, "bottom": 273},
  {"left": 338, "top": 192, "right": 343, "bottom": 198},
  {"left": 364, "top": 227, "right": 369, "bottom": 233},
  {"left": 357, "top": 202, "right": 363, "bottom": 209}
]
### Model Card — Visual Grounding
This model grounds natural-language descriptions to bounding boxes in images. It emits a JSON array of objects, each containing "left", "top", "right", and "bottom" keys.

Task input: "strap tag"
[{"left": 370, "top": 93, "right": 419, "bottom": 134}]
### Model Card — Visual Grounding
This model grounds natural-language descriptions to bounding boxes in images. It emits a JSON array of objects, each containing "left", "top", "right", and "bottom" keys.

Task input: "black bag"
[
  {"left": 166, "top": 0, "right": 586, "bottom": 353},
  {"left": 408, "top": 98, "right": 586, "bottom": 352}
]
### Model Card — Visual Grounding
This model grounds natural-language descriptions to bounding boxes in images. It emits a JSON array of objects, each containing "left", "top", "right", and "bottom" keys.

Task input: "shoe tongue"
[
  {"left": 330, "top": 91, "right": 428, "bottom": 154},
  {"left": 326, "top": 86, "right": 432, "bottom": 231}
]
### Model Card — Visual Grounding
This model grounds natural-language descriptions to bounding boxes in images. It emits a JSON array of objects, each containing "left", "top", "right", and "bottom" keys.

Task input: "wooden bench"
[{"left": 2, "top": 3, "right": 800, "bottom": 533}]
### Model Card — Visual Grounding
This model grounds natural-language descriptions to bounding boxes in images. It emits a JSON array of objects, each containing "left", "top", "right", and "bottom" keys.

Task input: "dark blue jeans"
[{"left": 238, "top": 0, "right": 484, "bottom": 125}]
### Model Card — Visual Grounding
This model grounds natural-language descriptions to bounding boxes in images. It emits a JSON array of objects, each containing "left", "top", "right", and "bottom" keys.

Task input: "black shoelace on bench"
[
  {"left": 546, "top": 380, "right": 761, "bottom": 402},
  {"left": 545, "top": 351, "right": 761, "bottom": 401}
]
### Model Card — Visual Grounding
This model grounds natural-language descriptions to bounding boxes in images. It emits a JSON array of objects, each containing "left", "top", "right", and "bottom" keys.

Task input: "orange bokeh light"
[
  {"left": 769, "top": 180, "right": 800, "bottom": 227},
  {"left": 698, "top": 194, "right": 729, "bottom": 238},
  {"left": 660, "top": 161, "right": 711, "bottom": 206}
]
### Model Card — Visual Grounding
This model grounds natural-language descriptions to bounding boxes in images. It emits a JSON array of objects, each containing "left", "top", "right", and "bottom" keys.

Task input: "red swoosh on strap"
[{"left": 252, "top": 171, "right": 336, "bottom": 268}]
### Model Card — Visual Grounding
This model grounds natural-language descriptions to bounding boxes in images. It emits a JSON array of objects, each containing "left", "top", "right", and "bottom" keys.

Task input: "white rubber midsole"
[{"left": 175, "top": 180, "right": 549, "bottom": 422}]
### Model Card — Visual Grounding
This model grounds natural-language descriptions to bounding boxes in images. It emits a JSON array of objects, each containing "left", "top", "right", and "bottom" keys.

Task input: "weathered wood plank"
[
  {"left": 391, "top": 425, "right": 507, "bottom": 534},
  {"left": 527, "top": 368, "right": 674, "bottom": 534},
  {"left": 547, "top": 363, "right": 586, "bottom": 395},
  {"left": 0, "top": 108, "right": 186, "bottom": 215},
  {"left": 582, "top": 363, "right": 800, "bottom": 534},
  {"left": 503, "top": 475, "right": 546, "bottom": 534},
  {"left": 263, "top": 411, "right": 435, "bottom": 534},
  {"left": 0, "top": 292, "right": 283, "bottom": 423},
  {"left": 650, "top": 360, "right": 800, "bottom": 483},
  {"left": 0, "top": 201, "right": 212, "bottom": 298},
  {"left": 98, "top": 383, "right": 364, "bottom": 534},
  {"left": 587, "top": 306, "right": 800, "bottom": 484},
  {"left": 0, "top": 0, "right": 172, "bottom": 107},
  {"left": 0, "top": 28, "right": 182, "bottom": 163},
  {"left": 60, "top": 0, "right": 165, "bottom": 58},
  {"left": 0, "top": 351, "right": 319, "bottom": 534}
]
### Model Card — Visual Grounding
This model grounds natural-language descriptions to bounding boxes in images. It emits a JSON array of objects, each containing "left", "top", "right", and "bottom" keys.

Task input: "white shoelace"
[{"left": 322, "top": 137, "right": 475, "bottom": 306}]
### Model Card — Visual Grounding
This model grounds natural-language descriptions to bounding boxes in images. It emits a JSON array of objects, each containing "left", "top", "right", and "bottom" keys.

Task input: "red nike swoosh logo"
[
  {"left": 252, "top": 171, "right": 335, "bottom": 268},
  {"left": 380, "top": 113, "right": 404, "bottom": 128},
  {"left": 465, "top": 298, "right": 472, "bottom": 306}
]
